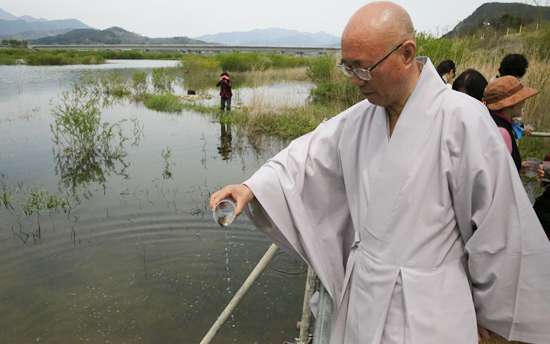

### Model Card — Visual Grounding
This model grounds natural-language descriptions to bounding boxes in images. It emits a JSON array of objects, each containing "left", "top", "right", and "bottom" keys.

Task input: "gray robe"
[{"left": 244, "top": 57, "right": 550, "bottom": 344}]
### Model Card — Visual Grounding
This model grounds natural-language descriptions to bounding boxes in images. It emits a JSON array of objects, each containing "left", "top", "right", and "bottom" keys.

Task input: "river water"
[{"left": 0, "top": 60, "right": 312, "bottom": 343}]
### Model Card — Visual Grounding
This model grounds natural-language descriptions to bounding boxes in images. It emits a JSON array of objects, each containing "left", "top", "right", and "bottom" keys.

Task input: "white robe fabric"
[{"left": 243, "top": 57, "right": 550, "bottom": 344}]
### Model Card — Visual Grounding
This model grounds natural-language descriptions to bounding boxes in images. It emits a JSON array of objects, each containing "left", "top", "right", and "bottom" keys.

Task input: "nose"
[{"left": 352, "top": 73, "right": 367, "bottom": 87}]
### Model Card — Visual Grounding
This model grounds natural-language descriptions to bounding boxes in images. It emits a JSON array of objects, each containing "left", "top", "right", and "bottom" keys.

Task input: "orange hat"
[{"left": 483, "top": 76, "right": 539, "bottom": 111}]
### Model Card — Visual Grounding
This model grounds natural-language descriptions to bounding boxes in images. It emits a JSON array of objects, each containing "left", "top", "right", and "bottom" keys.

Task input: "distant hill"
[
  {"left": 444, "top": 2, "right": 550, "bottom": 38},
  {"left": 30, "top": 27, "right": 210, "bottom": 45},
  {"left": 4, "top": 29, "right": 75, "bottom": 40},
  {"left": 0, "top": 8, "right": 19, "bottom": 21},
  {"left": 0, "top": 8, "right": 91, "bottom": 39},
  {"left": 195, "top": 28, "right": 340, "bottom": 47}
]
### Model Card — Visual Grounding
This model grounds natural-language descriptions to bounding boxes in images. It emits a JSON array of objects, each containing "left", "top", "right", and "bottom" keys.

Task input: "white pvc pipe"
[{"left": 199, "top": 243, "right": 279, "bottom": 344}]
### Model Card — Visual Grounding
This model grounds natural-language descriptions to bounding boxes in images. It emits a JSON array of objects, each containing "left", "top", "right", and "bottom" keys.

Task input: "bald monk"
[{"left": 210, "top": 2, "right": 550, "bottom": 343}]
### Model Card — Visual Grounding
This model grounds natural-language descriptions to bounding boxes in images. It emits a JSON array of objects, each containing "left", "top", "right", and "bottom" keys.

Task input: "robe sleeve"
[
  {"left": 450, "top": 115, "right": 550, "bottom": 342},
  {"left": 243, "top": 115, "right": 355, "bottom": 307}
]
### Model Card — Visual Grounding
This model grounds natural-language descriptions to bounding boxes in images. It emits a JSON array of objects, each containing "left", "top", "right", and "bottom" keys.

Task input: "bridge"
[{"left": 29, "top": 44, "right": 341, "bottom": 56}]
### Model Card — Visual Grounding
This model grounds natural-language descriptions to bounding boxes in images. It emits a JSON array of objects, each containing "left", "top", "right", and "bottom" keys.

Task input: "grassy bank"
[
  {"left": 0, "top": 48, "right": 312, "bottom": 67},
  {"left": 0, "top": 48, "right": 109, "bottom": 65}
]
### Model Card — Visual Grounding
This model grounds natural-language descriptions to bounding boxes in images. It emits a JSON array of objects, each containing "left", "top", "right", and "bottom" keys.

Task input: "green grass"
[
  {"left": 519, "top": 135, "right": 550, "bottom": 161},
  {"left": 180, "top": 102, "right": 336, "bottom": 139},
  {"left": 26, "top": 51, "right": 105, "bottom": 66},
  {"left": 143, "top": 93, "right": 184, "bottom": 113},
  {"left": 214, "top": 52, "right": 310, "bottom": 72}
]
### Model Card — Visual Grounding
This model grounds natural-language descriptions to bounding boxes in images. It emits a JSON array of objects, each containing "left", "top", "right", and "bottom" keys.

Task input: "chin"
[{"left": 363, "top": 93, "right": 382, "bottom": 106}]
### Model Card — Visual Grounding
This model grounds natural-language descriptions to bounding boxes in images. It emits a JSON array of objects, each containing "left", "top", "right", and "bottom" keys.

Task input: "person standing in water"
[{"left": 216, "top": 72, "right": 232, "bottom": 111}]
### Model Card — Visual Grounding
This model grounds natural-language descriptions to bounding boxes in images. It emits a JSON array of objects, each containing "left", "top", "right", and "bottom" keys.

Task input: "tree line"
[{"left": 1, "top": 40, "right": 28, "bottom": 47}]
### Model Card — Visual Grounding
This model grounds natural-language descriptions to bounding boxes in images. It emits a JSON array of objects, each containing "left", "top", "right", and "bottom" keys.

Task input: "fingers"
[
  {"left": 234, "top": 184, "right": 254, "bottom": 216},
  {"left": 210, "top": 187, "right": 232, "bottom": 209},
  {"left": 477, "top": 325, "right": 491, "bottom": 341},
  {"left": 209, "top": 184, "right": 255, "bottom": 217},
  {"left": 235, "top": 200, "right": 246, "bottom": 216}
]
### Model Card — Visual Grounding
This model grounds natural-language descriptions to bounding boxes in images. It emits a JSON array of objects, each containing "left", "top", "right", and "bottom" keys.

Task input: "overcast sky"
[{"left": 2, "top": 0, "right": 528, "bottom": 38}]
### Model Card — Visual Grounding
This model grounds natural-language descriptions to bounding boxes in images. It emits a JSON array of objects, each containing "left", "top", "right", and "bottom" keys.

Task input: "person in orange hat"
[{"left": 484, "top": 76, "right": 543, "bottom": 176}]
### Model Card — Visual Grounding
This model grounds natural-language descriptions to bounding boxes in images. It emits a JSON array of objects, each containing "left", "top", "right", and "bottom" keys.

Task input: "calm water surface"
[{"left": 0, "top": 60, "right": 311, "bottom": 343}]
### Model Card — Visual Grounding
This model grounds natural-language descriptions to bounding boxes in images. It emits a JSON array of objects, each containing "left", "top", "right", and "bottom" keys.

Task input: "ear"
[{"left": 401, "top": 40, "right": 416, "bottom": 65}]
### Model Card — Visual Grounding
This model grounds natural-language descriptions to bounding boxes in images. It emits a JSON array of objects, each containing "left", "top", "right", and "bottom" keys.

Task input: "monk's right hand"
[
  {"left": 477, "top": 325, "right": 491, "bottom": 342},
  {"left": 210, "top": 184, "right": 254, "bottom": 217}
]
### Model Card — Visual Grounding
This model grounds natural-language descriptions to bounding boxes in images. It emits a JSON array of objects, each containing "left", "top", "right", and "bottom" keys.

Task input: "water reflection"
[
  {"left": 54, "top": 149, "right": 130, "bottom": 198},
  {"left": 218, "top": 121, "right": 233, "bottom": 161}
]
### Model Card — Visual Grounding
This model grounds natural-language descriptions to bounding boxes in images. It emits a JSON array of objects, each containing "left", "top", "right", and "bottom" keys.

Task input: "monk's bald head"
[
  {"left": 342, "top": 1, "right": 415, "bottom": 50},
  {"left": 340, "top": 2, "right": 420, "bottom": 113}
]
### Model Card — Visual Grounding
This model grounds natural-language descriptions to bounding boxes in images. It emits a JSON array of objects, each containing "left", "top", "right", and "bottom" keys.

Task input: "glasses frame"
[{"left": 338, "top": 43, "right": 404, "bottom": 81}]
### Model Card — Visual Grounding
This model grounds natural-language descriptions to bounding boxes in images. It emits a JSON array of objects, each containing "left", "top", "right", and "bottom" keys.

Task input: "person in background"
[
  {"left": 491, "top": 54, "right": 533, "bottom": 135},
  {"left": 216, "top": 72, "right": 232, "bottom": 111},
  {"left": 436, "top": 59, "right": 455, "bottom": 87},
  {"left": 492, "top": 53, "right": 529, "bottom": 81},
  {"left": 452, "top": 68, "right": 488, "bottom": 102},
  {"left": 534, "top": 154, "right": 550, "bottom": 240},
  {"left": 483, "top": 76, "right": 543, "bottom": 176}
]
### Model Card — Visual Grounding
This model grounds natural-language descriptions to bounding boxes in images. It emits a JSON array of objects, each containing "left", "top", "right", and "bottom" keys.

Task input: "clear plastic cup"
[
  {"left": 525, "top": 158, "right": 540, "bottom": 177},
  {"left": 213, "top": 198, "right": 236, "bottom": 227},
  {"left": 543, "top": 161, "right": 550, "bottom": 179}
]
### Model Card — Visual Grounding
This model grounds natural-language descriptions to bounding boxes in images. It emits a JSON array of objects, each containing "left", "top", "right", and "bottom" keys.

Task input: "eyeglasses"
[{"left": 338, "top": 43, "right": 404, "bottom": 81}]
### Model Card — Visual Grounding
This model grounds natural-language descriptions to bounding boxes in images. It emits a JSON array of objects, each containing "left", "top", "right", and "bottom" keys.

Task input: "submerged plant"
[
  {"left": 161, "top": 147, "right": 173, "bottom": 179},
  {"left": 50, "top": 83, "right": 133, "bottom": 197},
  {"left": 152, "top": 67, "right": 175, "bottom": 92},
  {"left": 50, "top": 84, "right": 128, "bottom": 160},
  {"left": 100, "top": 74, "right": 131, "bottom": 97},
  {"left": 130, "top": 117, "right": 145, "bottom": 147},
  {"left": 1, "top": 190, "right": 14, "bottom": 211},
  {"left": 132, "top": 71, "right": 148, "bottom": 95},
  {"left": 22, "top": 189, "right": 70, "bottom": 216}
]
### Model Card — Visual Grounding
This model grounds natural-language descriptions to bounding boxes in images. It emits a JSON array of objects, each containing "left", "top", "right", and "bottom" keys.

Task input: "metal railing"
[{"left": 199, "top": 244, "right": 332, "bottom": 344}]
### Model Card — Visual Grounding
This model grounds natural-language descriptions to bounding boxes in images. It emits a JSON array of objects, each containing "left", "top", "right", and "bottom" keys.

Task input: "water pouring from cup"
[{"left": 213, "top": 198, "right": 237, "bottom": 227}]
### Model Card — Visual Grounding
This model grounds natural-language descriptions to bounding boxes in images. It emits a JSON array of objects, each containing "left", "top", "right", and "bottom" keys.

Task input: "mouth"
[{"left": 361, "top": 90, "right": 374, "bottom": 97}]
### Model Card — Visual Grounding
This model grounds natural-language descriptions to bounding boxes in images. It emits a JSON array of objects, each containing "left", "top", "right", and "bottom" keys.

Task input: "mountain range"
[
  {"left": 3, "top": 3, "right": 549, "bottom": 46},
  {"left": 0, "top": 8, "right": 91, "bottom": 39},
  {"left": 31, "top": 27, "right": 208, "bottom": 45},
  {"left": 195, "top": 28, "right": 340, "bottom": 47}
]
